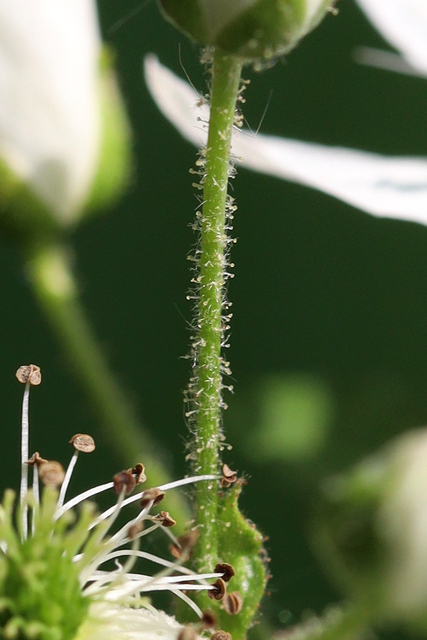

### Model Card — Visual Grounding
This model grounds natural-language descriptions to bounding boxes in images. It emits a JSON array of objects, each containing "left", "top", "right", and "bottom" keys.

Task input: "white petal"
[
  {"left": 0, "top": 0, "right": 101, "bottom": 222},
  {"left": 355, "top": 0, "right": 427, "bottom": 76},
  {"left": 74, "top": 603, "right": 200, "bottom": 640},
  {"left": 354, "top": 47, "right": 424, "bottom": 78},
  {"left": 144, "top": 55, "right": 427, "bottom": 225}
]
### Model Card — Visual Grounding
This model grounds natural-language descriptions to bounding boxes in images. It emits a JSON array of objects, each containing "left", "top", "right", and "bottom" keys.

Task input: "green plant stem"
[
  {"left": 23, "top": 241, "right": 188, "bottom": 525},
  {"left": 192, "top": 49, "right": 242, "bottom": 572}
]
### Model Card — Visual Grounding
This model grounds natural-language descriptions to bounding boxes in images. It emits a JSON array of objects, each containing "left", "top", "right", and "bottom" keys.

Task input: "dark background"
[{"left": 1, "top": 1, "right": 427, "bottom": 637}]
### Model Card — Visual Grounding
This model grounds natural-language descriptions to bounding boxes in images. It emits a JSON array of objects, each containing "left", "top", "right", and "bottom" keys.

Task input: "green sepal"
[
  {"left": 216, "top": 482, "right": 268, "bottom": 639},
  {"left": 0, "top": 156, "right": 63, "bottom": 245},
  {"left": 157, "top": 0, "right": 335, "bottom": 63},
  {"left": 82, "top": 47, "right": 132, "bottom": 220},
  {"left": 216, "top": 0, "right": 331, "bottom": 61}
]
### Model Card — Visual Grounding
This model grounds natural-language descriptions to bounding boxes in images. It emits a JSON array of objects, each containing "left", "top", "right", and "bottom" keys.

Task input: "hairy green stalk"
[
  {"left": 187, "top": 49, "right": 242, "bottom": 573},
  {"left": 23, "top": 241, "right": 188, "bottom": 526}
]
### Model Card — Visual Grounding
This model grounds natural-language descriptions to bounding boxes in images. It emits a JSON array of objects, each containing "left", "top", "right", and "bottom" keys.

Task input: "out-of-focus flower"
[
  {"left": 354, "top": 0, "right": 427, "bottom": 77},
  {"left": 145, "top": 0, "right": 427, "bottom": 226},
  {"left": 316, "top": 428, "right": 427, "bottom": 630},
  {"left": 0, "top": 0, "right": 131, "bottom": 236},
  {"left": 157, "top": 0, "right": 337, "bottom": 62},
  {"left": 2, "top": 365, "right": 233, "bottom": 640}
]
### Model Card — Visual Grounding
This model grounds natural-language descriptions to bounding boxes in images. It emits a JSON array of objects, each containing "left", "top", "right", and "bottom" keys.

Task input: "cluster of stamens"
[{"left": 8, "top": 365, "right": 239, "bottom": 639}]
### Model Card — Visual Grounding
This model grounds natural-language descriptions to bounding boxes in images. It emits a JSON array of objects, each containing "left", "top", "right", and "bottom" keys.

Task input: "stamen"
[
  {"left": 223, "top": 591, "right": 243, "bottom": 615},
  {"left": 27, "top": 452, "right": 47, "bottom": 533},
  {"left": 212, "top": 631, "right": 232, "bottom": 640},
  {"left": 57, "top": 434, "right": 96, "bottom": 510},
  {"left": 16, "top": 364, "right": 42, "bottom": 540},
  {"left": 113, "top": 471, "right": 136, "bottom": 496},
  {"left": 55, "top": 481, "right": 114, "bottom": 519},
  {"left": 38, "top": 461, "right": 65, "bottom": 488},
  {"left": 86, "top": 474, "right": 220, "bottom": 528},
  {"left": 214, "top": 562, "right": 235, "bottom": 582},
  {"left": 220, "top": 464, "right": 237, "bottom": 488},
  {"left": 140, "top": 488, "right": 165, "bottom": 509},
  {"left": 201, "top": 610, "right": 216, "bottom": 628},
  {"left": 128, "top": 462, "right": 146, "bottom": 484},
  {"left": 152, "top": 511, "right": 176, "bottom": 527},
  {"left": 207, "top": 578, "right": 226, "bottom": 601},
  {"left": 178, "top": 627, "right": 198, "bottom": 640}
]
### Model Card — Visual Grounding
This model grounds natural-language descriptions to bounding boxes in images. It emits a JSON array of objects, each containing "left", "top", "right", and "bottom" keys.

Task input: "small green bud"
[
  {"left": 316, "top": 428, "right": 427, "bottom": 630},
  {"left": 157, "top": 0, "right": 337, "bottom": 62}
]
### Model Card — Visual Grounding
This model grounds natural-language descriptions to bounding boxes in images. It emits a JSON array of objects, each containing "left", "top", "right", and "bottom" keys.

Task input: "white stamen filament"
[
  {"left": 57, "top": 449, "right": 79, "bottom": 509},
  {"left": 31, "top": 463, "right": 40, "bottom": 536},
  {"left": 55, "top": 480, "right": 114, "bottom": 519},
  {"left": 20, "top": 381, "right": 30, "bottom": 541},
  {"left": 82, "top": 474, "right": 220, "bottom": 527}
]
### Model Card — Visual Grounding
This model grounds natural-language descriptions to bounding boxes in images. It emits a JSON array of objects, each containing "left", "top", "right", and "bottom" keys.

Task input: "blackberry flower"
[{"left": 1, "top": 365, "right": 233, "bottom": 640}]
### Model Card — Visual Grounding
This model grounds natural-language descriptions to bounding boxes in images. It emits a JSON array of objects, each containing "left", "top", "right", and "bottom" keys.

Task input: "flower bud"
[
  {"left": 157, "top": 0, "right": 336, "bottom": 62},
  {"left": 316, "top": 428, "right": 427, "bottom": 629},
  {"left": 0, "top": 0, "right": 131, "bottom": 242}
]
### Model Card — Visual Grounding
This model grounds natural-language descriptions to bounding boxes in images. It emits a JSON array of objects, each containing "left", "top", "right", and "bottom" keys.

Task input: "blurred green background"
[{"left": 1, "top": 1, "right": 427, "bottom": 637}]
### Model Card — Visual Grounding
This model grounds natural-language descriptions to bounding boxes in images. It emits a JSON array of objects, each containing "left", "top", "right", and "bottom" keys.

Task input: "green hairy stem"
[{"left": 186, "top": 49, "right": 242, "bottom": 572}]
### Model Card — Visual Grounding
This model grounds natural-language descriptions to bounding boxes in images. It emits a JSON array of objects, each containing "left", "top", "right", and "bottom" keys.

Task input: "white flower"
[
  {"left": 3, "top": 366, "right": 231, "bottom": 640},
  {"left": 354, "top": 0, "right": 427, "bottom": 77},
  {"left": 0, "top": 0, "right": 101, "bottom": 222},
  {"left": 144, "top": 0, "right": 427, "bottom": 226},
  {"left": 74, "top": 603, "right": 194, "bottom": 640},
  {"left": 319, "top": 428, "right": 427, "bottom": 627}
]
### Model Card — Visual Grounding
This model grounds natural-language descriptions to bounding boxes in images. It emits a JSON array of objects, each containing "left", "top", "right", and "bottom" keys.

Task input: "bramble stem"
[
  {"left": 190, "top": 49, "right": 242, "bottom": 572},
  {"left": 23, "top": 242, "right": 188, "bottom": 525}
]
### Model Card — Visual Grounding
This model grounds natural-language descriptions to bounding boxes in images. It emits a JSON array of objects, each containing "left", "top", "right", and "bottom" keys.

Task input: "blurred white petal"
[
  {"left": 144, "top": 55, "right": 427, "bottom": 225},
  {"left": 74, "top": 603, "right": 199, "bottom": 640},
  {"left": 355, "top": 0, "right": 427, "bottom": 76},
  {"left": 0, "top": 0, "right": 101, "bottom": 221},
  {"left": 354, "top": 47, "right": 424, "bottom": 78}
]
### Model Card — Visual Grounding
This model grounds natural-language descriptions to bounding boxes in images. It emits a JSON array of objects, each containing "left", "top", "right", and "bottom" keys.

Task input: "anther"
[
  {"left": 211, "top": 631, "right": 232, "bottom": 640},
  {"left": 169, "top": 530, "right": 199, "bottom": 559},
  {"left": 128, "top": 522, "right": 145, "bottom": 540},
  {"left": 140, "top": 488, "right": 165, "bottom": 509},
  {"left": 220, "top": 464, "right": 237, "bottom": 488},
  {"left": 26, "top": 452, "right": 48, "bottom": 467},
  {"left": 177, "top": 627, "right": 198, "bottom": 640},
  {"left": 201, "top": 610, "right": 216, "bottom": 629},
  {"left": 38, "top": 461, "right": 65, "bottom": 487},
  {"left": 113, "top": 470, "right": 136, "bottom": 495},
  {"left": 69, "top": 433, "right": 95, "bottom": 453},
  {"left": 223, "top": 591, "right": 243, "bottom": 615},
  {"left": 16, "top": 364, "right": 42, "bottom": 386},
  {"left": 152, "top": 511, "right": 176, "bottom": 527},
  {"left": 215, "top": 562, "right": 235, "bottom": 582},
  {"left": 208, "top": 578, "right": 226, "bottom": 601},
  {"left": 128, "top": 462, "right": 146, "bottom": 484}
]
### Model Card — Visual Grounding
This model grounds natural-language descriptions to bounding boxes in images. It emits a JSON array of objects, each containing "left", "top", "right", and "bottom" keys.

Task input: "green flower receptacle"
[{"left": 157, "top": 0, "right": 337, "bottom": 62}]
